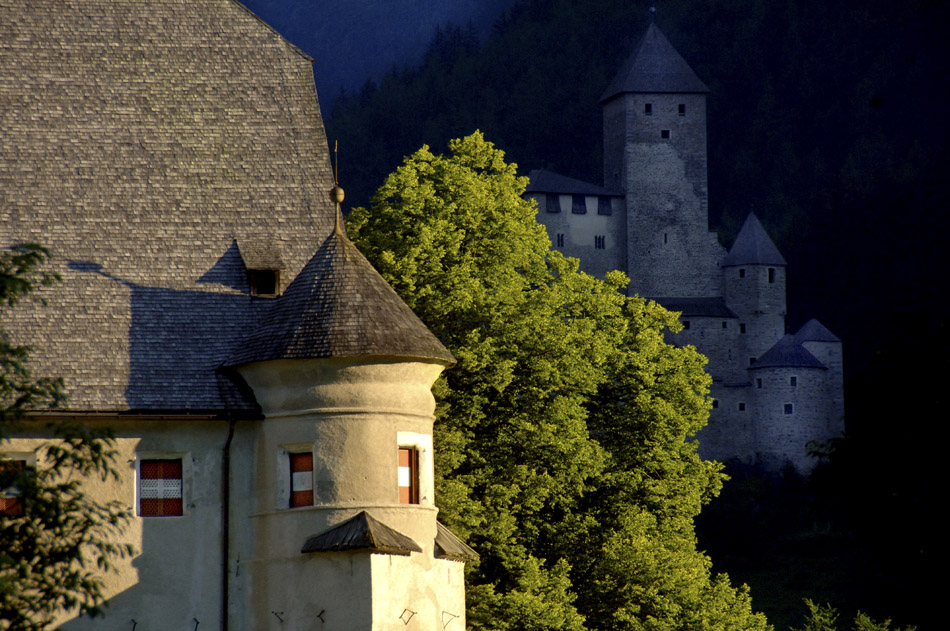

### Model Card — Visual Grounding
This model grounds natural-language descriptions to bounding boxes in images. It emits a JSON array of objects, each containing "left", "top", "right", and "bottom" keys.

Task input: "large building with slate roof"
[
  {"left": 527, "top": 23, "right": 844, "bottom": 472},
  {"left": 1, "top": 1, "right": 473, "bottom": 629}
]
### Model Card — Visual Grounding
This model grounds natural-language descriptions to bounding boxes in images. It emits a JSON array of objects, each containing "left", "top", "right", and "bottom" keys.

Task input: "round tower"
[
  {"left": 794, "top": 319, "right": 845, "bottom": 438},
  {"left": 722, "top": 213, "right": 787, "bottom": 365},
  {"left": 223, "top": 212, "right": 472, "bottom": 630},
  {"left": 601, "top": 23, "right": 724, "bottom": 297}
]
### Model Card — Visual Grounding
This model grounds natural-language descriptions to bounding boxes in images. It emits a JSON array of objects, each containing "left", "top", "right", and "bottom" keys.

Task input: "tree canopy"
[
  {"left": 0, "top": 244, "right": 132, "bottom": 631},
  {"left": 347, "top": 132, "right": 770, "bottom": 631}
]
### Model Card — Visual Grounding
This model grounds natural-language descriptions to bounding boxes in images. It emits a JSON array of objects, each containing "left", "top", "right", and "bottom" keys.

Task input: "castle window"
[
  {"left": 712, "top": 400, "right": 719, "bottom": 408},
  {"left": 749, "top": 357, "right": 756, "bottom": 366},
  {"left": 678, "top": 103, "right": 686, "bottom": 116},
  {"left": 784, "top": 403, "right": 794, "bottom": 415},
  {"left": 556, "top": 233, "right": 565, "bottom": 248},
  {"left": 398, "top": 448, "right": 419, "bottom": 504},
  {"left": 661, "top": 129, "right": 671, "bottom": 139},
  {"left": 739, "top": 268, "right": 746, "bottom": 278},
  {"left": 597, "top": 197, "right": 612, "bottom": 215},
  {"left": 248, "top": 268, "right": 279, "bottom": 297},
  {"left": 594, "top": 235, "right": 605, "bottom": 249},
  {"left": 138, "top": 458, "right": 183, "bottom": 517},
  {"left": 572, "top": 195, "right": 587, "bottom": 214},
  {"left": 547, "top": 194, "right": 561, "bottom": 213},
  {"left": 740, "top": 323, "right": 746, "bottom": 334},
  {"left": 682, "top": 320, "right": 691, "bottom": 330},
  {"left": 768, "top": 268, "right": 776, "bottom": 283},
  {"left": 289, "top": 452, "right": 314, "bottom": 508},
  {"left": 756, "top": 378, "right": 762, "bottom": 388},
  {"left": 738, "top": 402, "right": 746, "bottom": 411},
  {"left": 722, "top": 321, "right": 728, "bottom": 328},
  {"left": 0, "top": 459, "right": 26, "bottom": 517},
  {"left": 644, "top": 103, "right": 652, "bottom": 115},
  {"left": 790, "top": 376, "right": 797, "bottom": 387},
  {"left": 664, "top": 233, "right": 668, "bottom": 244}
]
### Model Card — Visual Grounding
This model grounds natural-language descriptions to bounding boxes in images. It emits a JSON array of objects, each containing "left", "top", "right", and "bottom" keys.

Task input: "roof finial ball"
[
  {"left": 650, "top": 5, "right": 656, "bottom": 19},
  {"left": 330, "top": 184, "right": 344, "bottom": 205},
  {"left": 330, "top": 140, "right": 345, "bottom": 234}
]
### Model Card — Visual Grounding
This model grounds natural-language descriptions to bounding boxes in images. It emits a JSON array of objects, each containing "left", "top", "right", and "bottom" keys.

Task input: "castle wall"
[
  {"left": 750, "top": 366, "right": 828, "bottom": 471},
  {"left": 802, "top": 340, "right": 845, "bottom": 438},
  {"left": 532, "top": 194, "right": 627, "bottom": 278},
  {"left": 604, "top": 92, "right": 724, "bottom": 297}
]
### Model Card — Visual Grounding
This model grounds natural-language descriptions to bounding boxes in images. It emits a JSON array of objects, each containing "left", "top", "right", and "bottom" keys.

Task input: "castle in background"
[{"left": 526, "top": 23, "right": 844, "bottom": 473}]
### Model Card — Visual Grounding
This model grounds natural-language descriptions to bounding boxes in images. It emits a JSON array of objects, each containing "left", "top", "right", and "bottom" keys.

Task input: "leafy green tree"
[
  {"left": 348, "top": 132, "right": 770, "bottom": 631},
  {"left": 0, "top": 244, "right": 133, "bottom": 631}
]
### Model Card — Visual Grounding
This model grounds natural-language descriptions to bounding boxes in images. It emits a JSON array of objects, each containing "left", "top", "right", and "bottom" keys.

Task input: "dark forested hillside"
[{"left": 326, "top": 1, "right": 947, "bottom": 628}]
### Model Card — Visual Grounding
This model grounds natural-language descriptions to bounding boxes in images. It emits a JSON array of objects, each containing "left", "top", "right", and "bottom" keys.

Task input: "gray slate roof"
[
  {"left": 600, "top": 23, "right": 709, "bottom": 102},
  {"left": 722, "top": 213, "right": 787, "bottom": 267},
  {"left": 225, "top": 227, "right": 455, "bottom": 366},
  {"left": 794, "top": 319, "right": 841, "bottom": 343},
  {"left": 300, "top": 511, "right": 423, "bottom": 556},
  {"left": 751, "top": 335, "right": 827, "bottom": 370},
  {"left": 435, "top": 522, "right": 479, "bottom": 562},
  {"left": 1, "top": 0, "right": 336, "bottom": 412},
  {"left": 650, "top": 296, "right": 738, "bottom": 318},
  {"left": 525, "top": 169, "right": 622, "bottom": 196}
]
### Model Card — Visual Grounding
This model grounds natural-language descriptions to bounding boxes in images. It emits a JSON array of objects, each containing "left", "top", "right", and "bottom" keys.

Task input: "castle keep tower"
[{"left": 601, "top": 23, "right": 725, "bottom": 297}]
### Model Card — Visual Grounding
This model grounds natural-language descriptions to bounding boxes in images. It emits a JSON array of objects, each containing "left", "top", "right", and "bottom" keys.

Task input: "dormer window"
[
  {"left": 248, "top": 268, "right": 279, "bottom": 297},
  {"left": 238, "top": 237, "right": 284, "bottom": 298}
]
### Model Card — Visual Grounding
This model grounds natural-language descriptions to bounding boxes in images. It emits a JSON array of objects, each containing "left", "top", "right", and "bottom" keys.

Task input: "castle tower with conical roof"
[
  {"left": 601, "top": 23, "right": 725, "bottom": 297},
  {"left": 224, "top": 221, "right": 474, "bottom": 630}
]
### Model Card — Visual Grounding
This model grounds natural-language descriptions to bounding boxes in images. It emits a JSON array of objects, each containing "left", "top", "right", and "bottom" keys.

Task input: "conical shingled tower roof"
[
  {"left": 751, "top": 335, "right": 826, "bottom": 370},
  {"left": 794, "top": 318, "right": 841, "bottom": 343},
  {"left": 600, "top": 23, "right": 708, "bottom": 102},
  {"left": 224, "top": 227, "right": 455, "bottom": 367},
  {"left": 722, "top": 213, "right": 787, "bottom": 267}
]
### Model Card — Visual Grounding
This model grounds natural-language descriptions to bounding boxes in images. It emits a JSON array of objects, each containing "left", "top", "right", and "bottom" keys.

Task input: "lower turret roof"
[
  {"left": 751, "top": 335, "right": 827, "bottom": 370},
  {"left": 794, "top": 318, "right": 841, "bottom": 343}
]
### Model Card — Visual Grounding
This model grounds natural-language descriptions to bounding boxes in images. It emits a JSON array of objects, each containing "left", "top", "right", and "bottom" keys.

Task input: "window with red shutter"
[
  {"left": 398, "top": 448, "right": 419, "bottom": 504},
  {"left": 289, "top": 452, "right": 313, "bottom": 508},
  {"left": 0, "top": 459, "right": 25, "bottom": 517},
  {"left": 139, "top": 459, "right": 183, "bottom": 517}
]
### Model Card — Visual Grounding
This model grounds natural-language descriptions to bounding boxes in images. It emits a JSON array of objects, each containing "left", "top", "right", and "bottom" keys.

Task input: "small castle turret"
[
  {"left": 722, "top": 213, "right": 788, "bottom": 366},
  {"left": 224, "top": 214, "right": 473, "bottom": 630}
]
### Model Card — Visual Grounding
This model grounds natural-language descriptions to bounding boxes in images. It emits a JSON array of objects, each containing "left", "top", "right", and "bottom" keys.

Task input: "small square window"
[
  {"left": 784, "top": 403, "right": 794, "bottom": 415},
  {"left": 739, "top": 323, "right": 746, "bottom": 334},
  {"left": 722, "top": 321, "right": 728, "bottom": 329},
  {"left": 790, "top": 376, "right": 797, "bottom": 387},
  {"left": 398, "top": 448, "right": 419, "bottom": 504},
  {"left": 749, "top": 357, "right": 756, "bottom": 366},
  {"left": 644, "top": 103, "right": 652, "bottom": 115},
  {"left": 768, "top": 268, "right": 776, "bottom": 284},
  {"left": 739, "top": 268, "right": 746, "bottom": 278},
  {"left": 290, "top": 452, "right": 314, "bottom": 508},
  {"left": 594, "top": 235, "right": 605, "bottom": 249},
  {"left": 0, "top": 459, "right": 26, "bottom": 517},
  {"left": 661, "top": 129, "right": 671, "bottom": 139},
  {"left": 139, "top": 459, "right": 183, "bottom": 517},
  {"left": 678, "top": 103, "right": 686, "bottom": 116},
  {"left": 547, "top": 194, "right": 561, "bottom": 213},
  {"left": 756, "top": 378, "right": 762, "bottom": 388},
  {"left": 597, "top": 197, "right": 612, "bottom": 215},
  {"left": 556, "top": 233, "right": 565, "bottom": 248},
  {"left": 712, "top": 399, "right": 719, "bottom": 409},
  {"left": 738, "top": 402, "right": 746, "bottom": 412},
  {"left": 571, "top": 195, "right": 587, "bottom": 214},
  {"left": 682, "top": 320, "right": 691, "bottom": 330}
]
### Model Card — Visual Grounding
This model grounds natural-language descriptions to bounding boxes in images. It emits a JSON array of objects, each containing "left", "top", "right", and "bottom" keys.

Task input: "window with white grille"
[{"left": 138, "top": 459, "right": 183, "bottom": 517}]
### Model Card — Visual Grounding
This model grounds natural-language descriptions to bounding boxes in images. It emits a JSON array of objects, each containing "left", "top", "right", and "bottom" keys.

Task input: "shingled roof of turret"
[
  {"left": 225, "top": 226, "right": 455, "bottom": 367},
  {"left": 722, "top": 213, "right": 788, "bottom": 267},
  {"left": 751, "top": 335, "right": 827, "bottom": 370},
  {"left": 794, "top": 319, "right": 841, "bottom": 343},
  {"left": 600, "top": 23, "right": 709, "bottom": 102}
]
